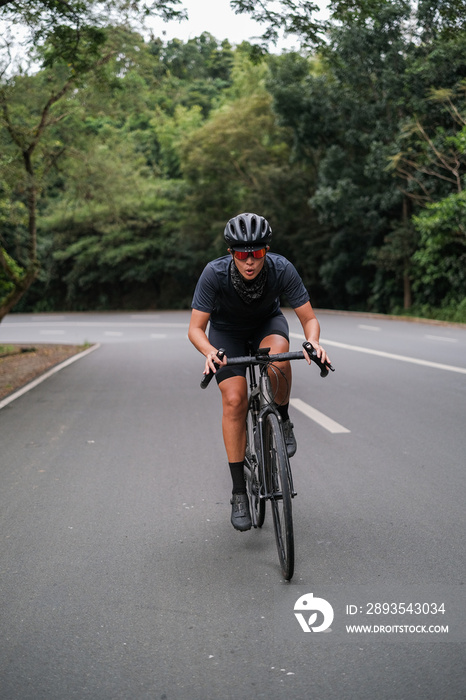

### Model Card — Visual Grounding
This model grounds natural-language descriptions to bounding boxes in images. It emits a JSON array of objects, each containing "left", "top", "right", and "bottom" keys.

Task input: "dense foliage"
[{"left": 1, "top": 0, "right": 465, "bottom": 321}]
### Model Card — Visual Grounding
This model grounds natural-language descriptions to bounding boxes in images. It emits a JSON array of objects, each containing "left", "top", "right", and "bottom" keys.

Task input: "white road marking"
[
  {"left": 104, "top": 331, "right": 123, "bottom": 336},
  {"left": 0, "top": 344, "right": 100, "bottom": 410},
  {"left": 425, "top": 335, "right": 458, "bottom": 343},
  {"left": 289, "top": 333, "right": 466, "bottom": 375},
  {"left": 290, "top": 398, "right": 350, "bottom": 434},
  {"left": 358, "top": 324, "right": 381, "bottom": 331}
]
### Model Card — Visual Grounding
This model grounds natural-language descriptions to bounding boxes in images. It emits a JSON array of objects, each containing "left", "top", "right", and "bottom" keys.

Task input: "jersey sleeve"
[
  {"left": 191, "top": 263, "right": 218, "bottom": 313},
  {"left": 281, "top": 260, "right": 310, "bottom": 308}
]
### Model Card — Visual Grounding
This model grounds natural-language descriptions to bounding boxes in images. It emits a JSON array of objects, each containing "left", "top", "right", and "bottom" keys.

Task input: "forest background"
[{"left": 1, "top": 0, "right": 465, "bottom": 324}]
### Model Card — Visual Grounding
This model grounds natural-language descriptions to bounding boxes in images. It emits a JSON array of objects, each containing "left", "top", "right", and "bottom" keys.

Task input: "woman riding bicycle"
[{"left": 188, "top": 213, "right": 330, "bottom": 532}]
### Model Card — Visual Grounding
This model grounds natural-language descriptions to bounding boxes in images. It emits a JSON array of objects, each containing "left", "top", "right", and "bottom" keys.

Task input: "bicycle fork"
[{"left": 255, "top": 406, "right": 297, "bottom": 501}]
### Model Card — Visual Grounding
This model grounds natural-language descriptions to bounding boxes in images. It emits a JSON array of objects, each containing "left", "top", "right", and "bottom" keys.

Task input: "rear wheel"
[{"left": 264, "top": 412, "right": 294, "bottom": 580}]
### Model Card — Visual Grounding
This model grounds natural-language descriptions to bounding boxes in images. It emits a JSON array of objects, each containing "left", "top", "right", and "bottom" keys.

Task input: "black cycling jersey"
[{"left": 191, "top": 253, "right": 310, "bottom": 331}]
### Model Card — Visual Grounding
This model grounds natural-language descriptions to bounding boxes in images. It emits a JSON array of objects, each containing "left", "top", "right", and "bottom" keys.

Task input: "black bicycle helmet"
[{"left": 224, "top": 212, "right": 272, "bottom": 251}]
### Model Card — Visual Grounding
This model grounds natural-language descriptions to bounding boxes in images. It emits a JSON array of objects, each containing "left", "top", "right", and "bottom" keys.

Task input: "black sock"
[
  {"left": 276, "top": 402, "right": 290, "bottom": 422},
  {"left": 229, "top": 461, "right": 246, "bottom": 494}
]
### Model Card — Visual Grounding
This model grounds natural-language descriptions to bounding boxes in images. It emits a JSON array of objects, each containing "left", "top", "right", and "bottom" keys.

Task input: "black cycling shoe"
[
  {"left": 283, "top": 419, "right": 297, "bottom": 458},
  {"left": 230, "top": 493, "right": 252, "bottom": 531}
]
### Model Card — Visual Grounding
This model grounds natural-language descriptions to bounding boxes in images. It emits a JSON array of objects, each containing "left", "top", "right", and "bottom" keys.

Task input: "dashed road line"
[
  {"left": 290, "top": 398, "right": 350, "bottom": 434},
  {"left": 425, "top": 335, "right": 458, "bottom": 343}
]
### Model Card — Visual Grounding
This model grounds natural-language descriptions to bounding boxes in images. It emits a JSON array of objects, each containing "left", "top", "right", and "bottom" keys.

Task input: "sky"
[{"left": 148, "top": 0, "right": 329, "bottom": 50}]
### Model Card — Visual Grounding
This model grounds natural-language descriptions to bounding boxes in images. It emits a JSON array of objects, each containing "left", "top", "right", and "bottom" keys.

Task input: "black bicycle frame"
[{"left": 246, "top": 355, "right": 296, "bottom": 502}]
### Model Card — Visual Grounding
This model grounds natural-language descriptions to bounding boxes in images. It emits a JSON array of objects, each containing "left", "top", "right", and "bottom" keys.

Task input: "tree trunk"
[{"left": 403, "top": 270, "right": 412, "bottom": 310}]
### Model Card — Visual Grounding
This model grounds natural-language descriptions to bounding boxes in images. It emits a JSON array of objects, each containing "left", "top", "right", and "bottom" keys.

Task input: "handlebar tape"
[{"left": 200, "top": 349, "right": 225, "bottom": 389}]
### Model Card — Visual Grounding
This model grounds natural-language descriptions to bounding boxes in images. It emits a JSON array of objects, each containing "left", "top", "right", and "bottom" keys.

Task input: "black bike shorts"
[{"left": 208, "top": 312, "right": 289, "bottom": 384}]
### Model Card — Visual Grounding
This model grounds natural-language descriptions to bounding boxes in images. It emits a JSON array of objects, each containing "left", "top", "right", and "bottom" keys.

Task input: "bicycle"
[{"left": 200, "top": 341, "right": 334, "bottom": 581}]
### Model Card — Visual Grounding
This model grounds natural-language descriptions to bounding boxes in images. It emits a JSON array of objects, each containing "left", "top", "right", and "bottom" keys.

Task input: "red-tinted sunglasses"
[{"left": 233, "top": 248, "right": 267, "bottom": 260}]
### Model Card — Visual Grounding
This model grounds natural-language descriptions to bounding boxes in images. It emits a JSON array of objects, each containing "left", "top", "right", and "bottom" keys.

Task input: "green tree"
[
  {"left": 268, "top": 0, "right": 466, "bottom": 312},
  {"left": 30, "top": 36, "right": 237, "bottom": 311},
  {"left": 0, "top": 173, "right": 27, "bottom": 303},
  {"left": 0, "top": 50, "right": 123, "bottom": 319},
  {"left": 230, "top": 0, "right": 328, "bottom": 47},
  {"left": 178, "top": 52, "right": 297, "bottom": 266},
  {"left": 0, "top": 0, "right": 184, "bottom": 321},
  {"left": 36, "top": 110, "right": 199, "bottom": 310},
  {"left": 412, "top": 190, "right": 466, "bottom": 314},
  {"left": 0, "top": 1, "right": 186, "bottom": 60},
  {"left": 0, "top": 0, "right": 186, "bottom": 320},
  {"left": 386, "top": 82, "right": 466, "bottom": 312}
]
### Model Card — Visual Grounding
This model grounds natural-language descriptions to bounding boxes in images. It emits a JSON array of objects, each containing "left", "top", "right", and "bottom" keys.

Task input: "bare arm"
[
  {"left": 188, "top": 309, "right": 227, "bottom": 375},
  {"left": 294, "top": 302, "right": 331, "bottom": 366}
]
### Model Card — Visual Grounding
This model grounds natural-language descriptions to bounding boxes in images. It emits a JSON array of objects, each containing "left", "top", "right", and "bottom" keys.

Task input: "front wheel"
[
  {"left": 264, "top": 412, "right": 294, "bottom": 580},
  {"left": 245, "top": 408, "right": 265, "bottom": 528}
]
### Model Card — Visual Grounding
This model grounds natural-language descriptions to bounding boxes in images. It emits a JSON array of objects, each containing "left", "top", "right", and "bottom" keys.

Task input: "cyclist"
[{"left": 188, "top": 212, "right": 330, "bottom": 532}]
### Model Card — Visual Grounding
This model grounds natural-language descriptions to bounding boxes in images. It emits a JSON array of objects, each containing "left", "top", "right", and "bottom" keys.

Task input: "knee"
[
  {"left": 222, "top": 389, "right": 248, "bottom": 420},
  {"left": 262, "top": 334, "right": 289, "bottom": 355}
]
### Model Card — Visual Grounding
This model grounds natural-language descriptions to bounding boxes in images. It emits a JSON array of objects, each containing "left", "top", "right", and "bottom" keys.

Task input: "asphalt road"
[{"left": 0, "top": 311, "right": 465, "bottom": 700}]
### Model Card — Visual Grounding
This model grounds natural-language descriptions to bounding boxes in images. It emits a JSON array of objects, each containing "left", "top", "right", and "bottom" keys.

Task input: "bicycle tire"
[
  {"left": 264, "top": 412, "right": 294, "bottom": 580},
  {"left": 245, "top": 408, "right": 266, "bottom": 528}
]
